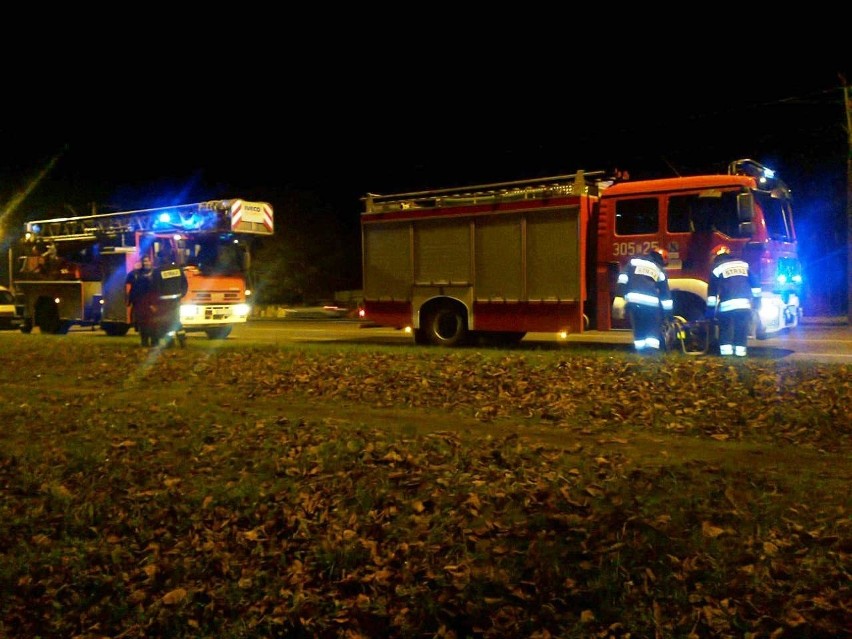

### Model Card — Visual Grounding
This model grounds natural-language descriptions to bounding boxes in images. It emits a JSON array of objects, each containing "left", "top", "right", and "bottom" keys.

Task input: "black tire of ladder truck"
[
  {"left": 101, "top": 322, "right": 131, "bottom": 337},
  {"left": 34, "top": 297, "right": 61, "bottom": 335},
  {"left": 205, "top": 326, "right": 233, "bottom": 340},
  {"left": 423, "top": 304, "right": 468, "bottom": 347}
]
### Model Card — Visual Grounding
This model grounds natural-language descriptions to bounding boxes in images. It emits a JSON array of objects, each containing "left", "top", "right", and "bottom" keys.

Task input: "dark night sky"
[{"left": 1, "top": 52, "right": 849, "bottom": 309}]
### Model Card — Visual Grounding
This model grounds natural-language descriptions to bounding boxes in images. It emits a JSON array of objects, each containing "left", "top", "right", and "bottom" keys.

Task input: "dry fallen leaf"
[{"left": 162, "top": 588, "right": 187, "bottom": 605}]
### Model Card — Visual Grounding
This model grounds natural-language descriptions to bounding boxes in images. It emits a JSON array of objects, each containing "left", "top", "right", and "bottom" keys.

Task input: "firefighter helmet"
[{"left": 648, "top": 248, "right": 668, "bottom": 267}]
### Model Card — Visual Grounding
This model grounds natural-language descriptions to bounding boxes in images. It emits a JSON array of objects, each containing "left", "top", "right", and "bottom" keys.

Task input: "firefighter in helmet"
[
  {"left": 706, "top": 245, "right": 761, "bottom": 357},
  {"left": 613, "top": 247, "right": 673, "bottom": 353}
]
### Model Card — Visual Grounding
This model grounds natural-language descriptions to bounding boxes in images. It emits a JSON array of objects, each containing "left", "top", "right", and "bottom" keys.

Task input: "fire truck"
[
  {"left": 11, "top": 198, "right": 274, "bottom": 339},
  {"left": 360, "top": 159, "right": 802, "bottom": 346}
]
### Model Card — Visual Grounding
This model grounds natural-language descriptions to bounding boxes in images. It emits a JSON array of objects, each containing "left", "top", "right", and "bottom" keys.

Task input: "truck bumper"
[
  {"left": 755, "top": 293, "right": 801, "bottom": 338},
  {"left": 179, "top": 302, "right": 251, "bottom": 328}
]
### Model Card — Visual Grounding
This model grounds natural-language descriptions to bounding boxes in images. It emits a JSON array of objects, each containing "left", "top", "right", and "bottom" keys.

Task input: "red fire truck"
[
  {"left": 11, "top": 198, "right": 274, "bottom": 339},
  {"left": 360, "top": 159, "right": 802, "bottom": 346}
]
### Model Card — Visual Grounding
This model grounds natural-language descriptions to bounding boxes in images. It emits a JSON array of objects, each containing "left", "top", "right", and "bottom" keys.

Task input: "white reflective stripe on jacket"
[
  {"left": 718, "top": 298, "right": 752, "bottom": 312},
  {"left": 625, "top": 291, "right": 661, "bottom": 307},
  {"left": 712, "top": 259, "right": 749, "bottom": 278}
]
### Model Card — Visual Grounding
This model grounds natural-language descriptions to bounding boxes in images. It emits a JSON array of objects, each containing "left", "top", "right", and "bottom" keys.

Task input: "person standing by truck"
[
  {"left": 706, "top": 245, "right": 761, "bottom": 357},
  {"left": 151, "top": 262, "right": 189, "bottom": 347},
  {"left": 613, "top": 248, "right": 674, "bottom": 354},
  {"left": 125, "top": 256, "right": 157, "bottom": 347}
]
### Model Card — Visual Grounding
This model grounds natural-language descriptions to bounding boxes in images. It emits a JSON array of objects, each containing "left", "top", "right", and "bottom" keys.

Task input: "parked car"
[{"left": 0, "top": 286, "right": 24, "bottom": 330}]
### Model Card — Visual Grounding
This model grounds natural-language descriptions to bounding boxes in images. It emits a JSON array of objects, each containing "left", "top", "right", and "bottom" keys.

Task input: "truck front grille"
[{"left": 191, "top": 291, "right": 241, "bottom": 303}]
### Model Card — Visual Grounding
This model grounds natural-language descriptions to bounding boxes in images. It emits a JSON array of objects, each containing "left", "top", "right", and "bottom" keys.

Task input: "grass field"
[{"left": 0, "top": 335, "right": 849, "bottom": 638}]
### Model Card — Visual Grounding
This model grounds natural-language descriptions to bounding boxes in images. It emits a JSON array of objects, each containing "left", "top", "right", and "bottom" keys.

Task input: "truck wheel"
[
  {"left": 20, "top": 319, "right": 33, "bottom": 334},
  {"left": 102, "top": 322, "right": 131, "bottom": 337},
  {"left": 205, "top": 326, "right": 232, "bottom": 340},
  {"left": 422, "top": 305, "right": 467, "bottom": 347},
  {"left": 35, "top": 298, "right": 61, "bottom": 334}
]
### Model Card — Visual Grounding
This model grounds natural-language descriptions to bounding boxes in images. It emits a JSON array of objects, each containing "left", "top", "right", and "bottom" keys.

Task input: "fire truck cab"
[{"left": 597, "top": 159, "right": 801, "bottom": 338}]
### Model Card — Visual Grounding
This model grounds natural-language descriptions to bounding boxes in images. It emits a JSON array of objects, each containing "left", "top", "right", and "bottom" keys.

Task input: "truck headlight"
[
  {"left": 234, "top": 303, "right": 250, "bottom": 317},
  {"left": 759, "top": 298, "right": 782, "bottom": 324},
  {"left": 180, "top": 304, "right": 198, "bottom": 319}
]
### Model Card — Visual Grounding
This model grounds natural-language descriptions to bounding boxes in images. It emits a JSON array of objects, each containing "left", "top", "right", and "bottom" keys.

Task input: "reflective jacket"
[
  {"left": 153, "top": 265, "right": 188, "bottom": 300},
  {"left": 616, "top": 257, "right": 673, "bottom": 313},
  {"left": 707, "top": 255, "right": 761, "bottom": 314},
  {"left": 125, "top": 267, "right": 154, "bottom": 306}
]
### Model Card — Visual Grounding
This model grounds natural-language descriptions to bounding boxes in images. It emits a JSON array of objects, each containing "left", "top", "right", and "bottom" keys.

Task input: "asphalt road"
[
  {"left": 4, "top": 317, "right": 850, "bottom": 363},
  {"left": 230, "top": 317, "right": 852, "bottom": 363}
]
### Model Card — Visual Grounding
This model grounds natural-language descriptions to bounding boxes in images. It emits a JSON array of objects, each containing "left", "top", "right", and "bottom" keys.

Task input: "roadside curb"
[
  {"left": 251, "top": 305, "right": 356, "bottom": 320},
  {"left": 800, "top": 316, "right": 848, "bottom": 327}
]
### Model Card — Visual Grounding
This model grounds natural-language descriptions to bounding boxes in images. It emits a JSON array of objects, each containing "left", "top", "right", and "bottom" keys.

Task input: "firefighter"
[
  {"left": 706, "top": 245, "right": 761, "bottom": 357},
  {"left": 152, "top": 263, "right": 189, "bottom": 347},
  {"left": 614, "top": 248, "right": 674, "bottom": 353}
]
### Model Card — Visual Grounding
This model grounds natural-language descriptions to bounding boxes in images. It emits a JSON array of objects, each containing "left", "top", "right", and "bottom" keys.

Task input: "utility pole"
[{"left": 845, "top": 76, "right": 852, "bottom": 324}]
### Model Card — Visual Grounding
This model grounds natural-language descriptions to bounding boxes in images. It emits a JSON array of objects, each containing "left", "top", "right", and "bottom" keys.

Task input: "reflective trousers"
[
  {"left": 717, "top": 308, "right": 750, "bottom": 356},
  {"left": 628, "top": 304, "right": 663, "bottom": 351}
]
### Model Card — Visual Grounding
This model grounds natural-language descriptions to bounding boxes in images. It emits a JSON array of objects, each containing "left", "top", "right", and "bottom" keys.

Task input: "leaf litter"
[{"left": 0, "top": 338, "right": 848, "bottom": 638}]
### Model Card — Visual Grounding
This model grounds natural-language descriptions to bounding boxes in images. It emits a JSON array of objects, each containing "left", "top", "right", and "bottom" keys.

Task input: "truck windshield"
[
  {"left": 754, "top": 191, "right": 794, "bottom": 241},
  {"left": 185, "top": 237, "right": 246, "bottom": 276},
  {"left": 668, "top": 191, "right": 748, "bottom": 238}
]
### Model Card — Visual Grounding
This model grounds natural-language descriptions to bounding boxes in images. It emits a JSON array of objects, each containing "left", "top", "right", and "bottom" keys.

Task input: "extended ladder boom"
[{"left": 25, "top": 199, "right": 274, "bottom": 242}]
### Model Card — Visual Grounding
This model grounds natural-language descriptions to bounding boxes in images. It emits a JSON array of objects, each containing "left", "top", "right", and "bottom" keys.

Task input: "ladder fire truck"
[
  {"left": 11, "top": 198, "right": 274, "bottom": 339},
  {"left": 360, "top": 159, "right": 802, "bottom": 347}
]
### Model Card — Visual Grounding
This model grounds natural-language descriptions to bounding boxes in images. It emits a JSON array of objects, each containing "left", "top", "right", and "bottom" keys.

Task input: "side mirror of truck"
[
  {"left": 737, "top": 193, "right": 754, "bottom": 222},
  {"left": 738, "top": 221, "right": 754, "bottom": 236}
]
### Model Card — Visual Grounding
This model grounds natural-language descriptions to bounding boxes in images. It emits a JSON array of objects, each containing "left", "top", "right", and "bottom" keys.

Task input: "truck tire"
[
  {"left": 35, "top": 298, "right": 61, "bottom": 334},
  {"left": 205, "top": 326, "right": 232, "bottom": 340},
  {"left": 102, "top": 322, "right": 131, "bottom": 337},
  {"left": 20, "top": 319, "right": 33, "bottom": 334},
  {"left": 422, "top": 304, "right": 468, "bottom": 347}
]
